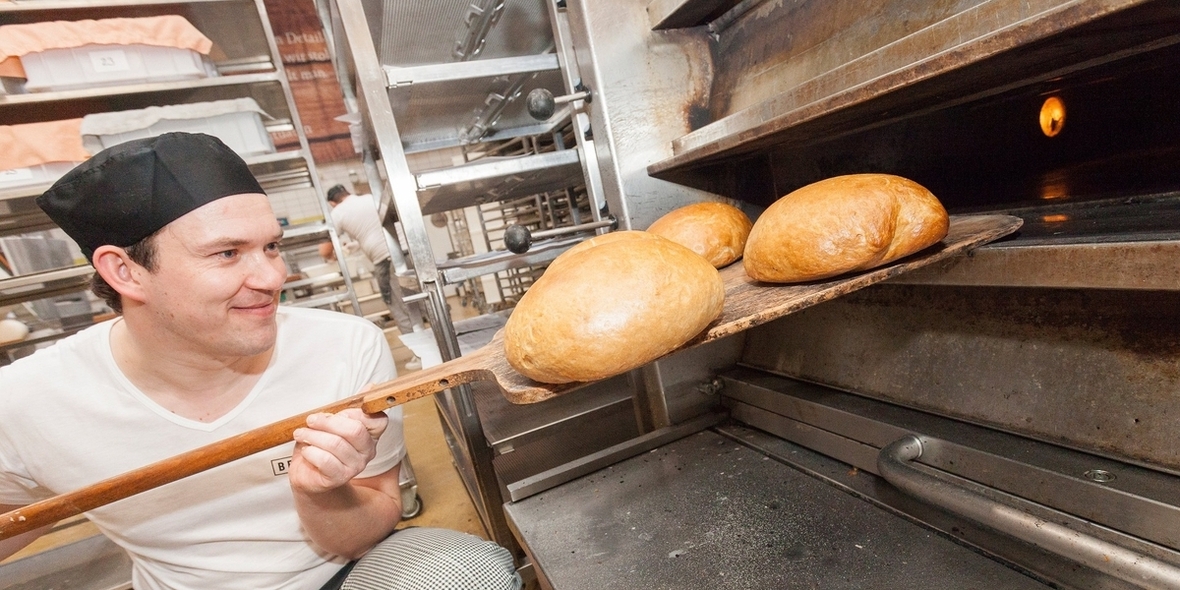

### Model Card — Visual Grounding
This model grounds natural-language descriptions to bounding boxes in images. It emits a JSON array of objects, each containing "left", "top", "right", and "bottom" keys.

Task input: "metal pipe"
[
  {"left": 502, "top": 216, "right": 617, "bottom": 254},
  {"left": 879, "top": 435, "right": 1180, "bottom": 590},
  {"left": 529, "top": 216, "right": 614, "bottom": 239}
]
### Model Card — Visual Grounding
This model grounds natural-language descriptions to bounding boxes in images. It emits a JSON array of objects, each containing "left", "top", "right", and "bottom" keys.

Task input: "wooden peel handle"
[{"left": 0, "top": 356, "right": 494, "bottom": 540}]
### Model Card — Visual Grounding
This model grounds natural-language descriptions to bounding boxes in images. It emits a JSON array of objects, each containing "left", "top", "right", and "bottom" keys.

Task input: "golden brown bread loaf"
[
  {"left": 544, "top": 229, "right": 661, "bottom": 274},
  {"left": 743, "top": 174, "right": 949, "bottom": 283},
  {"left": 646, "top": 202, "right": 753, "bottom": 268},
  {"left": 504, "top": 231, "right": 725, "bottom": 384}
]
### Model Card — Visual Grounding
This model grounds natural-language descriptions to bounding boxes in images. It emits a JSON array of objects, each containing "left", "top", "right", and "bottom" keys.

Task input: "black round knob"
[
  {"left": 526, "top": 88, "right": 556, "bottom": 121},
  {"left": 504, "top": 224, "right": 532, "bottom": 254}
]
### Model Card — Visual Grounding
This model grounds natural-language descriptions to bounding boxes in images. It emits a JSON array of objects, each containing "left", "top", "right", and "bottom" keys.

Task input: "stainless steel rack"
[
  {"left": 314, "top": 0, "right": 634, "bottom": 557},
  {"left": 0, "top": 0, "right": 360, "bottom": 361}
]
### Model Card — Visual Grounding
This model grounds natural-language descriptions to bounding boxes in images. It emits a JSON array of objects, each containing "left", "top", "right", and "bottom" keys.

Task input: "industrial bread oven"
[
  {"left": 498, "top": 1, "right": 1180, "bottom": 588},
  {"left": 322, "top": 0, "right": 1180, "bottom": 588}
]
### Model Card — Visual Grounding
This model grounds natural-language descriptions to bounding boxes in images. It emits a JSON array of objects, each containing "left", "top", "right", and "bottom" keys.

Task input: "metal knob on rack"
[
  {"left": 504, "top": 216, "right": 618, "bottom": 254},
  {"left": 526, "top": 83, "right": 592, "bottom": 121}
]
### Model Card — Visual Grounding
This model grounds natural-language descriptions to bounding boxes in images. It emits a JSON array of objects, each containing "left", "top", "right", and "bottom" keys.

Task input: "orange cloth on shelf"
[
  {"left": 0, "top": 16, "right": 213, "bottom": 79},
  {"left": 0, "top": 119, "right": 90, "bottom": 170}
]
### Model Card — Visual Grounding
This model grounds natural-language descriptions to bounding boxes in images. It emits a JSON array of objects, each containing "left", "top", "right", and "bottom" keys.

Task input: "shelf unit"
[
  {"left": 0, "top": 0, "right": 361, "bottom": 362},
  {"left": 315, "top": 0, "right": 639, "bottom": 555}
]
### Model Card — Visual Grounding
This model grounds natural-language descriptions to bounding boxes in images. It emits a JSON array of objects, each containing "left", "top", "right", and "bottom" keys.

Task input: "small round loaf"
[
  {"left": 646, "top": 202, "right": 753, "bottom": 268},
  {"left": 505, "top": 231, "right": 725, "bottom": 384},
  {"left": 0, "top": 318, "right": 29, "bottom": 345},
  {"left": 743, "top": 174, "right": 948, "bottom": 283}
]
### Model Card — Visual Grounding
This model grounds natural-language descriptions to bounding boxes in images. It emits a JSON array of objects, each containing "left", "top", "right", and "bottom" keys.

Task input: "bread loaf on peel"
[
  {"left": 504, "top": 231, "right": 725, "bottom": 384},
  {"left": 544, "top": 229, "right": 662, "bottom": 274},
  {"left": 743, "top": 174, "right": 949, "bottom": 283},
  {"left": 646, "top": 201, "right": 753, "bottom": 268}
]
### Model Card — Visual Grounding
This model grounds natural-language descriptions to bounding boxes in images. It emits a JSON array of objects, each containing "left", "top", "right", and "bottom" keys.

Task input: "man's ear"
[{"left": 92, "top": 245, "right": 148, "bottom": 305}]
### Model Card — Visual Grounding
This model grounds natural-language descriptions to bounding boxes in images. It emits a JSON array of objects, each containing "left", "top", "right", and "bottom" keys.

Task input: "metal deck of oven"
[{"left": 504, "top": 426, "right": 1051, "bottom": 590}]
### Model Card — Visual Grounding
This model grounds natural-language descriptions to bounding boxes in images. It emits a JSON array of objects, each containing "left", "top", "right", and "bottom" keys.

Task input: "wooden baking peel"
[{"left": 0, "top": 213, "right": 1021, "bottom": 539}]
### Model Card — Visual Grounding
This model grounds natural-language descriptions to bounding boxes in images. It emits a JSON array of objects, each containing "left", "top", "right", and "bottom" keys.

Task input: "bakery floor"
[
  {"left": 2, "top": 299, "right": 491, "bottom": 571},
  {"left": 385, "top": 311, "right": 487, "bottom": 539}
]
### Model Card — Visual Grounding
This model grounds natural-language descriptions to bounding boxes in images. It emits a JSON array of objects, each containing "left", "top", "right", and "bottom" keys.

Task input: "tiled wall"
[
  {"left": 404, "top": 147, "right": 466, "bottom": 172},
  {"left": 268, "top": 186, "right": 324, "bottom": 227}
]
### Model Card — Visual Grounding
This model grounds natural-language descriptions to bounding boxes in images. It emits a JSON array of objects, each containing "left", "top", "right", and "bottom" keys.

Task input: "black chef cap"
[{"left": 36, "top": 132, "right": 265, "bottom": 261}]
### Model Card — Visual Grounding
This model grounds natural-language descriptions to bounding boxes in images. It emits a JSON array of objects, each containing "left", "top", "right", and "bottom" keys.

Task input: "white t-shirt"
[
  {"left": 0, "top": 307, "right": 405, "bottom": 590},
  {"left": 330, "top": 194, "right": 391, "bottom": 265}
]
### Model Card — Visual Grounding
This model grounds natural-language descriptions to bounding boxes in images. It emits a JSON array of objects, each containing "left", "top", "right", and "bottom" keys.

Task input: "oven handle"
[{"left": 879, "top": 435, "right": 1180, "bottom": 590}]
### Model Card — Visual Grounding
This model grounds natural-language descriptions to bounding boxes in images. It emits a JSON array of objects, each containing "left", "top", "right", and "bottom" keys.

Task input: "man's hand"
[
  {"left": 287, "top": 394, "right": 402, "bottom": 558},
  {"left": 317, "top": 241, "right": 336, "bottom": 262},
  {"left": 290, "top": 408, "right": 388, "bottom": 494}
]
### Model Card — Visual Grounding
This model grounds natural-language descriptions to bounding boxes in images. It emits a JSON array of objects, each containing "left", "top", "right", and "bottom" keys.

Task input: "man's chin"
[{"left": 220, "top": 321, "right": 277, "bottom": 357}]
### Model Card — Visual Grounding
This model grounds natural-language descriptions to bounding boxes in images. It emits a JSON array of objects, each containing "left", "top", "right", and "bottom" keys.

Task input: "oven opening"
[
  {"left": 649, "top": 1, "right": 1180, "bottom": 249},
  {"left": 763, "top": 41, "right": 1180, "bottom": 246}
]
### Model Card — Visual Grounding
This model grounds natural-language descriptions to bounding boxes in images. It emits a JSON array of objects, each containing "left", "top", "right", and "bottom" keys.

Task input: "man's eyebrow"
[
  {"left": 201, "top": 232, "right": 284, "bottom": 250},
  {"left": 202, "top": 237, "right": 251, "bottom": 250}
]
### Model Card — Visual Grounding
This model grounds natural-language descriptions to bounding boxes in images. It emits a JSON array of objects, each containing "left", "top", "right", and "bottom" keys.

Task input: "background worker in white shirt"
[{"left": 324, "top": 184, "right": 425, "bottom": 370}]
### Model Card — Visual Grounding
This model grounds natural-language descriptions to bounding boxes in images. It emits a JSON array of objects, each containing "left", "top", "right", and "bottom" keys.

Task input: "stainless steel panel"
[
  {"left": 415, "top": 149, "right": 583, "bottom": 214},
  {"left": 494, "top": 398, "right": 649, "bottom": 501},
  {"left": 634, "top": 333, "right": 745, "bottom": 429},
  {"left": 879, "top": 435, "right": 1180, "bottom": 590},
  {"left": 720, "top": 370, "right": 1180, "bottom": 553},
  {"left": 739, "top": 283, "right": 1180, "bottom": 472},
  {"left": 437, "top": 238, "right": 573, "bottom": 284},
  {"left": 723, "top": 422, "right": 1145, "bottom": 590},
  {"left": 387, "top": 67, "right": 568, "bottom": 151},
  {"left": 355, "top": 0, "right": 562, "bottom": 149},
  {"left": 504, "top": 429, "right": 1052, "bottom": 589},
  {"left": 476, "top": 374, "right": 633, "bottom": 452},
  {"left": 651, "top": 0, "right": 1160, "bottom": 173},
  {"left": 504, "top": 411, "right": 724, "bottom": 502},
  {"left": 890, "top": 239, "right": 1180, "bottom": 290},
  {"left": 564, "top": 0, "right": 723, "bottom": 229},
  {"left": 889, "top": 196, "right": 1180, "bottom": 290},
  {"left": 385, "top": 54, "right": 559, "bottom": 88},
  {"left": 363, "top": 0, "right": 553, "bottom": 67},
  {"left": 646, "top": 0, "right": 739, "bottom": 29}
]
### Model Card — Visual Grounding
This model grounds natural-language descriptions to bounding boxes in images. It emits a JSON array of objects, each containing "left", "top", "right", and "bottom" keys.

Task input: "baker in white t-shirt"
[
  {"left": 324, "top": 185, "right": 427, "bottom": 370},
  {"left": 0, "top": 133, "right": 519, "bottom": 590}
]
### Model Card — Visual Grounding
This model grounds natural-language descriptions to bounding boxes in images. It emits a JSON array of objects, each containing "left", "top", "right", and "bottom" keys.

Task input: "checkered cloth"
[{"left": 340, "top": 527, "right": 522, "bottom": 590}]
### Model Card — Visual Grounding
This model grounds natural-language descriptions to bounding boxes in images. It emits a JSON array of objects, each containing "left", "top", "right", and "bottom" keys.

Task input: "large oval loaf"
[
  {"left": 504, "top": 231, "right": 725, "bottom": 384},
  {"left": 646, "top": 201, "right": 753, "bottom": 268},
  {"left": 743, "top": 174, "right": 949, "bottom": 283}
]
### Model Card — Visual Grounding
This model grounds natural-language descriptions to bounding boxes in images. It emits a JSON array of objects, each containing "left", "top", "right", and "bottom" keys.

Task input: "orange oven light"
[{"left": 1040, "top": 96, "right": 1066, "bottom": 137}]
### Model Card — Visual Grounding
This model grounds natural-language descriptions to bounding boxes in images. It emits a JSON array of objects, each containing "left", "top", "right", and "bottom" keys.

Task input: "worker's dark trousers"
[{"left": 372, "top": 259, "right": 425, "bottom": 334}]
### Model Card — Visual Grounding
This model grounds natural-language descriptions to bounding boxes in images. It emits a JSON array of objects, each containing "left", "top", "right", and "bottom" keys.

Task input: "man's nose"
[{"left": 245, "top": 252, "right": 288, "bottom": 290}]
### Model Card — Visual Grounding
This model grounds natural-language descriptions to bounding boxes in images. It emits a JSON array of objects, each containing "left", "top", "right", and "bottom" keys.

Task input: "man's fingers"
[
  {"left": 330, "top": 408, "right": 389, "bottom": 440},
  {"left": 288, "top": 406, "right": 388, "bottom": 492},
  {"left": 292, "top": 443, "right": 350, "bottom": 486},
  {"left": 293, "top": 426, "right": 368, "bottom": 464}
]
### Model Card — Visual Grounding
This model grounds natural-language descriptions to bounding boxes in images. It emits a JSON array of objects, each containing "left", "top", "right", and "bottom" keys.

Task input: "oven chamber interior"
[
  {"left": 643, "top": 0, "right": 1180, "bottom": 469},
  {"left": 502, "top": 1, "right": 1180, "bottom": 589}
]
